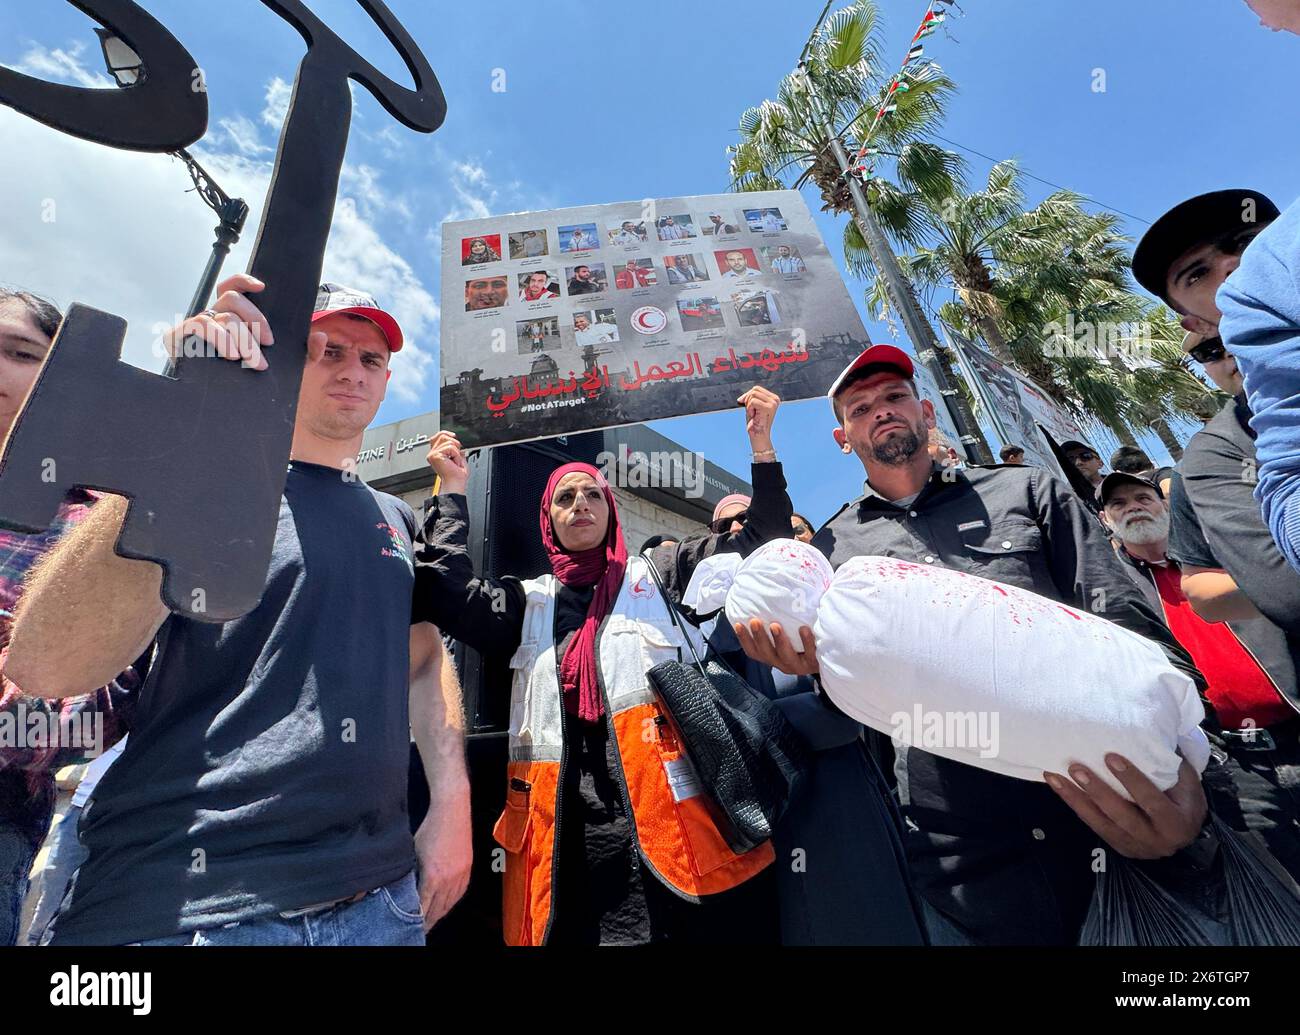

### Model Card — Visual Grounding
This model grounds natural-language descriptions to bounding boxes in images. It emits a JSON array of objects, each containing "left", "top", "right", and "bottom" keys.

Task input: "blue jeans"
[
  {"left": 26, "top": 803, "right": 90, "bottom": 946},
  {"left": 1, "top": 820, "right": 35, "bottom": 947},
  {"left": 125, "top": 871, "right": 425, "bottom": 946}
]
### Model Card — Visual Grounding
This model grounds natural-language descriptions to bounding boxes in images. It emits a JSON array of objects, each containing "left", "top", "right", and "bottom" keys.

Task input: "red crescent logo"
[{"left": 631, "top": 306, "right": 667, "bottom": 335}]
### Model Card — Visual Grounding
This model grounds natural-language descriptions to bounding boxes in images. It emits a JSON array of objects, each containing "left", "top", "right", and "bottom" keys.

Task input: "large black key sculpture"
[{"left": 0, "top": 0, "right": 446, "bottom": 621}]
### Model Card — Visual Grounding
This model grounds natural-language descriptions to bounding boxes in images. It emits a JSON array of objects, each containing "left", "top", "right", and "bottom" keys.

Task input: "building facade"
[{"left": 355, "top": 411, "right": 753, "bottom": 550}]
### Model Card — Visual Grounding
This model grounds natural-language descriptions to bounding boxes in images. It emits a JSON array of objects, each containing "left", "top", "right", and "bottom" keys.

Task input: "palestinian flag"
[
  {"left": 912, "top": 9, "right": 945, "bottom": 41},
  {"left": 906, "top": 43, "right": 924, "bottom": 62},
  {"left": 877, "top": 103, "right": 897, "bottom": 116},
  {"left": 892, "top": 80, "right": 912, "bottom": 95}
]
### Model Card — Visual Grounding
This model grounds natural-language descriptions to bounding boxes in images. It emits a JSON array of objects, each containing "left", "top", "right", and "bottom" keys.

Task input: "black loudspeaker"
[
  {"left": 456, "top": 432, "right": 608, "bottom": 725},
  {"left": 419, "top": 433, "right": 607, "bottom": 945}
]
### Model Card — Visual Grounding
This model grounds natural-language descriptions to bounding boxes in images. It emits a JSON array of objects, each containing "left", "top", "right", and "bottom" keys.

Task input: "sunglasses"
[
  {"left": 710, "top": 510, "right": 749, "bottom": 534},
  {"left": 793, "top": 522, "right": 813, "bottom": 537},
  {"left": 1068, "top": 451, "right": 1098, "bottom": 463},
  {"left": 1188, "top": 338, "right": 1227, "bottom": 365}
]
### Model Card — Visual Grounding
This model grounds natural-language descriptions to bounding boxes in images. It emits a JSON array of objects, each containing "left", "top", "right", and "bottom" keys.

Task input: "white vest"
[{"left": 506, "top": 555, "right": 706, "bottom": 763}]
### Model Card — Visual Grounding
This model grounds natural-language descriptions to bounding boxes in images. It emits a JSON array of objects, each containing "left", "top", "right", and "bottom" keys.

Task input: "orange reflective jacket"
[{"left": 492, "top": 556, "right": 774, "bottom": 945}]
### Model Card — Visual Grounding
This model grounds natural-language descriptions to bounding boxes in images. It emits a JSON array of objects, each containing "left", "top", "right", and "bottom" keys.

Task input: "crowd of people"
[{"left": 2, "top": 174, "right": 1300, "bottom": 948}]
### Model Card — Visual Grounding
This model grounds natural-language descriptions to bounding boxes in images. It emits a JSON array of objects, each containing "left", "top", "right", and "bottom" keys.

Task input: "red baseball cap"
[
  {"left": 312, "top": 282, "right": 403, "bottom": 352},
  {"left": 827, "top": 344, "right": 915, "bottom": 406}
]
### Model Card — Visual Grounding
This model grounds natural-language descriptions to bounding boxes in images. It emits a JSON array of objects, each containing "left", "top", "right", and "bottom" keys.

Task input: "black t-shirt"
[
  {"left": 50, "top": 461, "right": 419, "bottom": 945},
  {"left": 547, "top": 584, "right": 652, "bottom": 946}
]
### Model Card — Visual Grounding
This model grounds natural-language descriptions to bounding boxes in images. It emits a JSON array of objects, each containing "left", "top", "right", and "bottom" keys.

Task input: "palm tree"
[
  {"left": 729, "top": 2, "right": 963, "bottom": 211},
  {"left": 853, "top": 160, "right": 1040, "bottom": 367},
  {"left": 870, "top": 167, "right": 1217, "bottom": 453},
  {"left": 1121, "top": 305, "right": 1220, "bottom": 461},
  {"left": 998, "top": 228, "right": 1218, "bottom": 455},
  {"left": 726, "top": 0, "right": 990, "bottom": 457}
]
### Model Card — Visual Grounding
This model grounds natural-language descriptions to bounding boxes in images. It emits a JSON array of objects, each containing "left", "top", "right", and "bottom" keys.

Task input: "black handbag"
[{"left": 641, "top": 555, "right": 812, "bottom": 855}]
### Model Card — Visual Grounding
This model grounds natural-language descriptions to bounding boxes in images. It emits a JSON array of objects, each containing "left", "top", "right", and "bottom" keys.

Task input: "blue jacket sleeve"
[{"left": 1218, "top": 200, "right": 1300, "bottom": 575}]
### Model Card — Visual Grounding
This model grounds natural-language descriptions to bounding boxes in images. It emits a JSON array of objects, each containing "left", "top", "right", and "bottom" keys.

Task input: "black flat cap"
[
  {"left": 1132, "top": 189, "right": 1280, "bottom": 302},
  {"left": 1099, "top": 471, "right": 1164, "bottom": 507}
]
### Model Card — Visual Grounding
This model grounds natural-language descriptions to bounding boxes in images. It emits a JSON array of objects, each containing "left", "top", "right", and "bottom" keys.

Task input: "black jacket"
[{"left": 811, "top": 461, "right": 1206, "bottom": 945}]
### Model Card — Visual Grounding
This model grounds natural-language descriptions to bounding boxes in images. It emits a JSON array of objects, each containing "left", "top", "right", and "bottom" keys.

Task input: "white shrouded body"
[
  {"left": 694, "top": 543, "right": 1211, "bottom": 797},
  {"left": 721, "top": 539, "right": 833, "bottom": 652},
  {"left": 813, "top": 556, "right": 1209, "bottom": 794}
]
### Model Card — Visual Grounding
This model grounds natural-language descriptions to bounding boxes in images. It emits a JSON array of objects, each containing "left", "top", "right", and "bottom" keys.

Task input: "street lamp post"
[
  {"left": 94, "top": 26, "right": 142, "bottom": 86},
  {"left": 94, "top": 28, "right": 249, "bottom": 344},
  {"left": 791, "top": 62, "right": 992, "bottom": 465}
]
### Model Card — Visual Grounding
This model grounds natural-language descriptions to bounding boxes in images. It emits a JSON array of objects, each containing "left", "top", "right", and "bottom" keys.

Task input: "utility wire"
[
  {"left": 930, "top": 131, "right": 1153, "bottom": 226},
  {"left": 785, "top": 0, "right": 1151, "bottom": 227}
]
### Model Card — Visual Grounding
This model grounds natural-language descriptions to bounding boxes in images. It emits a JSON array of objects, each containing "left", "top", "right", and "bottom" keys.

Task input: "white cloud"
[
  {"left": 442, "top": 160, "right": 497, "bottom": 224},
  {"left": 454, "top": 161, "right": 487, "bottom": 185},
  {"left": 10, "top": 40, "right": 111, "bottom": 89},
  {"left": 216, "top": 115, "right": 271, "bottom": 156},
  {"left": 261, "top": 76, "right": 291, "bottom": 129},
  {"left": 367, "top": 124, "right": 406, "bottom": 161},
  {"left": 340, "top": 162, "right": 413, "bottom": 223},
  {"left": 0, "top": 47, "right": 439, "bottom": 407}
]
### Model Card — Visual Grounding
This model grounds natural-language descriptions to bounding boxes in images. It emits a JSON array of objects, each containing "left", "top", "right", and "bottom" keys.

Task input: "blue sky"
[{"left": 2, "top": 0, "right": 1296, "bottom": 524}]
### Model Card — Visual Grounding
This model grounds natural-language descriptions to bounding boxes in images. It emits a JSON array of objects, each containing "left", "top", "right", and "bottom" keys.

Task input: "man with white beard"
[{"left": 1101, "top": 471, "right": 1300, "bottom": 880}]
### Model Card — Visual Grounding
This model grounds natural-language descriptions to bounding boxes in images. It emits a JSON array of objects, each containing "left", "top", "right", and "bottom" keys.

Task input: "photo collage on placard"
[{"left": 458, "top": 202, "right": 805, "bottom": 354}]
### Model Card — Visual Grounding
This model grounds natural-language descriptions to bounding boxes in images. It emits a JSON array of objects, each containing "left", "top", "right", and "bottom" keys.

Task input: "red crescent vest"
[{"left": 491, "top": 555, "right": 774, "bottom": 945}]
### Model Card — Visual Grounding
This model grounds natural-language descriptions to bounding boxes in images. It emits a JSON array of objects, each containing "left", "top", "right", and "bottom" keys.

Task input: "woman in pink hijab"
[
  {"left": 711, "top": 492, "right": 751, "bottom": 535},
  {"left": 416, "top": 389, "right": 795, "bottom": 945}
]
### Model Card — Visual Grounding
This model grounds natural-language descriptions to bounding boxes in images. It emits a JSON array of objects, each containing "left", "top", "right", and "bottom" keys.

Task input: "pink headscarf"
[
  {"left": 540, "top": 463, "right": 628, "bottom": 721},
  {"left": 712, "top": 493, "right": 752, "bottom": 524}
]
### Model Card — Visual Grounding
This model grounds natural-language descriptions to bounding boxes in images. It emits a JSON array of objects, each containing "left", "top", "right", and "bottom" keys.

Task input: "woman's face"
[
  {"left": 0, "top": 299, "right": 52, "bottom": 439},
  {"left": 717, "top": 501, "right": 747, "bottom": 535},
  {"left": 550, "top": 472, "right": 609, "bottom": 552}
]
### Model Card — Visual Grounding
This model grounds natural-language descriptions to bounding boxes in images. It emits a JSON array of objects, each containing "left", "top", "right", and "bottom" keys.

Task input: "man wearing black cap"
[
  {"left": 1131, "top": 188, "right": 1280, "bottom": 339},
  {"left": 1130, "top": 195, "right": 1282, "bottom": 643},
  {"left": 8, "top": 276, "right": 473, "bottom": 945},
  {"left": 1100, "top": 468, "right": 1300, "bottom": 867},
  {"left": 734, "top": 344, "right": 1210, "bottom": 946},
  {"left": 1131, "top": 189, "right": 1279, "bottom": 567},
  {"left": 1132, "top": 191, "right": 1300, "bottom": 877},
  {"left": 1101, "top": 470, "right": 1300, "bottom": 879},
  {"left": 1128, "top": 189, "right": 1279, "bottom": 541},
  {"left": 1059, "top": 439, "right": 1106, "bottom": 507}
]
